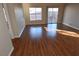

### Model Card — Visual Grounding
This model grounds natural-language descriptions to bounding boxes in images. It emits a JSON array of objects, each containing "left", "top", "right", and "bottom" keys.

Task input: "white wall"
[
  {"left": 63, "top": 4, "right": 79, "bottom": 30},
  {"left": 0, "top": 4, "right": 13, "bottom": 56},
  {"left": 6, "top": 3, "right": 25, "bottom": 38},
  {"left": 3, "top": 4, "right": 14, "bottom": 39},
  {"left": 14, "top": 4, "right": 25, "bottom": 37},
  {"left": 7, "top": 4, "right": 19, "bottom": 38}
]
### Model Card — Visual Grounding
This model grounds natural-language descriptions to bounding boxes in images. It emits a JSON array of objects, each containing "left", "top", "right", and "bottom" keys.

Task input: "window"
[{"left": 29, "top": 8, "right": 42, "bottom": 21}]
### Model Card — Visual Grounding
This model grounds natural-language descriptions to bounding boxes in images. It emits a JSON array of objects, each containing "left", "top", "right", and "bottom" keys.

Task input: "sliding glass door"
[{"left": 48, "top": 8, "right": 59, "bottom": 24}]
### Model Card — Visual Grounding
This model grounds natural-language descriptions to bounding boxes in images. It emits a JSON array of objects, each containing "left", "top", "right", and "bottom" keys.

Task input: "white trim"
[
  {"left": 12, "top": 35, "right": 19, "bottom": 39},
  {"left": 8, "top": 47, "right": 14, "bottom": 56},
  {"left": 63, "top": 23, "right": 79, "bottom": 30},
  {"left": 12, "top": 26, "right": 25, "bottom": 39},
  {"left": 19, "top": 26, "right": 25, "bottom": 37}
]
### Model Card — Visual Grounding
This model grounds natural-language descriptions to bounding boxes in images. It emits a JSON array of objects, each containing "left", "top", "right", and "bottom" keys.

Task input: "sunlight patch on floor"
[
  {"left": 30, "top": 27, "right": 42, "bottom": 39},
  {"left": 44, "top": 27, "right": 79, "bottom": 38},
  {"left": 57, "top": 29, "right": 79, "bottom": 38}
]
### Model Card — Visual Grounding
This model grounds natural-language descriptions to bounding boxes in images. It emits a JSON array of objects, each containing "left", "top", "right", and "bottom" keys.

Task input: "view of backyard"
[{"left": 29, "top": 8, "right": 58, "bottom": 23}]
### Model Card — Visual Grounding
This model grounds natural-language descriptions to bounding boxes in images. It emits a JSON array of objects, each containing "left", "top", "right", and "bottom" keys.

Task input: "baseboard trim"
[
  {"left": 12, "top": 26, "right": 25, "bottom": 39},
  {"left": 19, "top": 26, "right": 25, "bottom": 37},
  {"left": 63, "top": 23, "right": 79, "bottom": 30},
  {"left": 8, "top": 47, "right": 14, "bottom": 56}
]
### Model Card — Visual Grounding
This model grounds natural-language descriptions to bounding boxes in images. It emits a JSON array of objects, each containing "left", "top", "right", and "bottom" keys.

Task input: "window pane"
[
  {"left": 48, "top": 8, "right": 52, "bottom": 11},
  {"left": 48, "top": 8, "right": 53, "bottom": 17},
  {"left": 48, "top": 8, "right": 53, "bottom": 22},
  {"left": 52, "top": 8, "right": 58, "bottom": 11},
  {"left": 29, "top": 8, "right": 36, "bottom": 21},
  {"left": 36, "top": 8, "right": 42, "bottom": 20},
  {"left": 48, "top": 8, "right": 59, "bottom": 23},
  {"left": 29, "top": 8, "right": 35, "bottom": 14}
]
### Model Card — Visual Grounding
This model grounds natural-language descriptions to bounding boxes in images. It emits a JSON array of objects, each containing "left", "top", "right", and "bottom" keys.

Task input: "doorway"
[{"left": 47, "top": 8, "right": 59, "bottom": 24}]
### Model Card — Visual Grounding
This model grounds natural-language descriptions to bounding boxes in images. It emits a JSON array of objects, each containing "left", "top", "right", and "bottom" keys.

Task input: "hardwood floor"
[{"left": 11, "top": 24, "right": 79, "bottom": 56}]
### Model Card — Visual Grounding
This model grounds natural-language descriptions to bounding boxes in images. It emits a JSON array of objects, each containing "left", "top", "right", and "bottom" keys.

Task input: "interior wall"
[
  {"left": 63, "top": 4, "right": 79, "bottom": 30},
  {"left": 3, "top": 4, "right": 14, "bottom": 39},
  {"left": 7, "top": 4, "right": 19, "bottom": 38},
  {"left": 22, "top": 3, "right": 65, "bottom": 25},
  {"left": 6, "top": 3, "right": 25, "bottom": 38},
  {"left": 0, "top": 4, "right": 13, "bottom": 56},
  {"left": 14, "top": 4, "right": 25, "bottom": 37}
]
